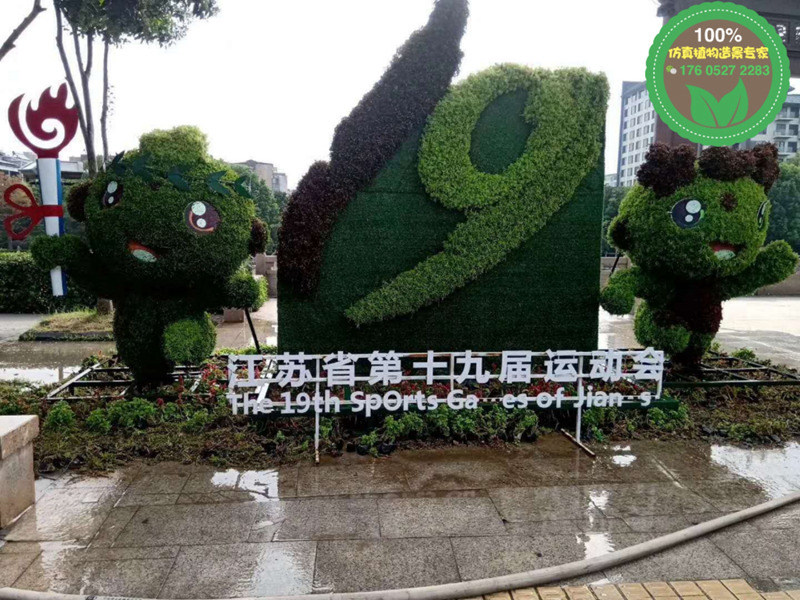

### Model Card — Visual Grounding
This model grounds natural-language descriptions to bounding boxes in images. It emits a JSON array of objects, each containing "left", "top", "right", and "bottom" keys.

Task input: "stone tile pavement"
[{"left": 1, "top": 436, "right": 800, "bottom": 596}]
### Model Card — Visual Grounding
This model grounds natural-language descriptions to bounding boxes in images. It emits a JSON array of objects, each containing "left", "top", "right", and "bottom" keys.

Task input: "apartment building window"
[
  {"left": 789, "top": 142, "right": 798, "bottom": 153},
  {"left": 792, "top": 106, "right": 800, "bottom": 118},
  {"left": 621, "top": 145, "right": 626, "bottom": 153},
  {"left": 777, "top": 124, "right": 787, "bottom": 134},
  {"left": 622, "top": 133, "right": 627, "bottom": 141},
  {"left": 621, "top": 157, "right": 626, "bottom": 165},
  {"left": 791, "top": 125, "right": 798, "bottom": 136}
]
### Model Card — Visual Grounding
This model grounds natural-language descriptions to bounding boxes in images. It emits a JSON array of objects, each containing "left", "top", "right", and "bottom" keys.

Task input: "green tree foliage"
[
  {"left": 767, "top": 153, "right": 800, "bottom": 253},
  {"left": 230, "top": 165, "right": 279, "bottom": 253},
  {"left": 54, "top": 0, "right": 219, "bottom": 170}
]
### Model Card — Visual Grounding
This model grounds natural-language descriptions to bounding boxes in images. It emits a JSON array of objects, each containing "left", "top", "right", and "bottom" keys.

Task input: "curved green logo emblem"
[{"left": 647, "top": 1, "right": 789, "bottom": 146}]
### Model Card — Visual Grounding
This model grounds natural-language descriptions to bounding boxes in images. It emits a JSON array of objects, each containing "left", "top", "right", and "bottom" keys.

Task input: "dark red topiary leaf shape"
[{"left": 279, "top": 0, "right": 469, "bottom": 297}]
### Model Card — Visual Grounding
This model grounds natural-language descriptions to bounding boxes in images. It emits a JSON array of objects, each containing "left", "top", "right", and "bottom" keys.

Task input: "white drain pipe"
[{"left": 2, "top": 490, "right": 799, "bottom": 600}]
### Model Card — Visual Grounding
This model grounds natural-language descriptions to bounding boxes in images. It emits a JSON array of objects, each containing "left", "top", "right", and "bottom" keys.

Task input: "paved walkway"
[
  {"left": 599, "top": 297, "right": 800, "bottom": 370},
  {"left": 1, "top": 436, "right": 799, "bottom": 596},
  {"left": 478, "top": 582, "right": 800, "bottom": 600},
  {"left": 0, "top": 301, "right": 278, "bottom": 384}
]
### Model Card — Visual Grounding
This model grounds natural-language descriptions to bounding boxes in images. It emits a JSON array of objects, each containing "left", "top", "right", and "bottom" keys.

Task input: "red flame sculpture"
[
  {"left": 3, "top": 184, "right": 63, "bottom": 241},
  {"left": 8, "top": 83, "right": 79, "bottom": 159}
]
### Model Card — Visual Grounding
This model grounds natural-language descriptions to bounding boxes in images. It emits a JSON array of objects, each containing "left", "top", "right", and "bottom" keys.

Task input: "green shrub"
[
  {"left": 107, "top": 398, "right": 157, "bottom": 429},
  {"left": 513, "top": 411, "right": 539, "bottom": 440},
  {"left": 161, "top": 402, "right": 183, "bottom": 422},
  {"left": 86, "top": 409, "right": 112, "bottom": 434},
  {"left": 732, "top": 348, "right": 757, "bottom": 361},
  {"left": 0, "top": 251, "right": 95, "bottom": 313},
  {"left": 182, "top": 408, "right": 211, "bottom": 433},
  {"left": 44, "top": 401, "right": 76, "bottom": 431}
]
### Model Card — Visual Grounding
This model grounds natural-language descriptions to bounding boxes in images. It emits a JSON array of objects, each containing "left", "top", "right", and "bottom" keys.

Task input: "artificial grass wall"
[{"left": 279, "top": 122, "right": 605, "bottom": 353}]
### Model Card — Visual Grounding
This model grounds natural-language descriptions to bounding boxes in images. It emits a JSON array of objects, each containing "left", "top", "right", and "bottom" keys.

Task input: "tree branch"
[
  {"left": 55, "top": 5, "right": 90, "bottom": 170},
  {"left": 71, "top": 25, "right": 96, "bottom": 174},
  {"left": 100, "top": 37, "right": 110, "bottom": 165},
  {"left": 0, "top": 0, "right": 45, "bottom": 63}
]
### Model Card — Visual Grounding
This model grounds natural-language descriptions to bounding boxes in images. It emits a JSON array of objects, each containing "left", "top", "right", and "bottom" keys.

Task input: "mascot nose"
[{"left": 721, "top": 192, "right": 738, "bottom": 212}]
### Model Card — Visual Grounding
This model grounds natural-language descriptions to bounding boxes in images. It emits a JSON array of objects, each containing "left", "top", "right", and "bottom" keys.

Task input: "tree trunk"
[
  {"left": 96, "top": 298, "right": 113, "bottom": 316},
  {"left": 54, "top": 6, "right": 89, "bottom": 168},
  {"left": 73, "top": 29, "right": 96, "bottom": 175},
  {"left": 0, "top": 0, "right": 45, "bottom": 63},
  {"left": 100, "top": 38, "right": 110, "bottom": 167}
]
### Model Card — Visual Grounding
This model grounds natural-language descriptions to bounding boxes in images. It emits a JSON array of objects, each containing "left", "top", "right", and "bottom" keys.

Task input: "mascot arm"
[
  {"left": 600, "top": 266, "right": 641, "bottom": 314},
  {"left": 30, "top": 235, "right": 111, "bottom": 296},
  {"left": 721, "top": 241, "right": 798, "bottom": 300}
]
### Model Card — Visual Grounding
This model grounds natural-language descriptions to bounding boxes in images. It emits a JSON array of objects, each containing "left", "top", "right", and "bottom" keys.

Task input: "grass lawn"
[{"left": 20, "top": 310, "right": 114, "bottom": 341}]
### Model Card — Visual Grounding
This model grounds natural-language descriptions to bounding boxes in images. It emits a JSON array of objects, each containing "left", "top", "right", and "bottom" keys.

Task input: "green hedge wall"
[
  {"left": 345, "top": 65, "right": 607, "bottom": 325},
  {"left": 0, "top": 251, "right": 95, "bottom": 313},
  {"left": 279, "top": 65, "right": 606, "bottom": 352}
]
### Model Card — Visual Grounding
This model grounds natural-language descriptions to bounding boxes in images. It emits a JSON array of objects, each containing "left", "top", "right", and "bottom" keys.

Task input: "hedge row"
[
  {"left": 0, "top": 251, "right": 95, "bottom": 313},
  {"left": 345, "top": 65, "right": 609, "bottom": 325},
  {"left": 278, "top": 0, "right": 468, "bottom": 296}
]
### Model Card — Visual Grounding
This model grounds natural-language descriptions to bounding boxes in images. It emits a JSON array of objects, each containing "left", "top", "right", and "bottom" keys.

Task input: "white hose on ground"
[{"left": 2, "top": 489, "right": 799, "bottom": 600}]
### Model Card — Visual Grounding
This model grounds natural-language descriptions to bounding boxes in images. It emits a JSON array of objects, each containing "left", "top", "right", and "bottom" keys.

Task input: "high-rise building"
[
  {"left": 272, "top": 172, "right": 288, "bottom": 194},
  {"left": 733, "top": 94, "right": 800, "bottom": 159},
  {"left": 616, "top": 82, "right": 800, "bottom": 188},
  {"left": 233, "top": 159, "right": 289, "bottom": 193},
  {"left": 616, "top": 81, "right": 659, "bottom": 188}
]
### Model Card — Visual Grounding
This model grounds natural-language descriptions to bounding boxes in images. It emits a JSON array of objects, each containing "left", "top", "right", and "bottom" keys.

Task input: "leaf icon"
[
  {"left": 718, "top": 78, "right": 748, "bottom": 126},
  {"left": 687, "top": 85, "right": 722, "bottom": 127},
  {"left": 686, "top": 79, "right": 749, "bottom": 128}
]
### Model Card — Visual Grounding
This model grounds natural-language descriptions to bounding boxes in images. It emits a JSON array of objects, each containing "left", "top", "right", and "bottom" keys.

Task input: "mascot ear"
[
  {"left": 66, "top": 179, "right": 92, "bottom": 222},
  {"left": 749, "top": 143, "right": 780, "bottom": 192},
  {"left": 637, "top": 143, "right": 697, "bottom": 198},
  {"left": 248, "top": 218, "right": 268, "bottom": 256}
]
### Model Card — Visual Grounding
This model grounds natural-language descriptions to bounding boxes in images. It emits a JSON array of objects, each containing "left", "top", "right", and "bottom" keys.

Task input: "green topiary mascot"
[
  {"left": 31, "top": 126, "right": 268, "bottom": 382},
  {"left": 601, "top": 142, "right": 798, "bottom": 367}
]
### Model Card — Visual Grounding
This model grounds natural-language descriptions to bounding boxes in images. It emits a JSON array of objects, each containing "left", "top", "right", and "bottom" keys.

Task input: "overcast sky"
[{"left": 3, "top": 0, "right": 794, "bottom": 188}]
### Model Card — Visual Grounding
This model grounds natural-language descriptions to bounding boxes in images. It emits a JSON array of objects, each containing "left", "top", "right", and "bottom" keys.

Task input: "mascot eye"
[
  {"left": 185, "top": 201, "right": 220, "bottom": 234},
  {"left": 102, "top": 181, "right": 123, "bottom": 208},
  {"left": 671, "top": 197, "right": 705, "bottom": 229},
  {"left": 757, "top": 201, "right": 768, "bottom": 229}
]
